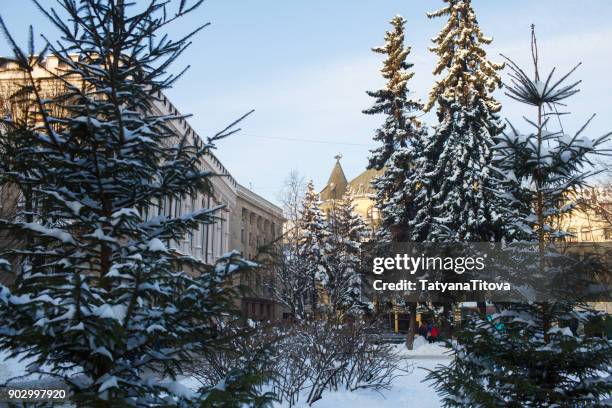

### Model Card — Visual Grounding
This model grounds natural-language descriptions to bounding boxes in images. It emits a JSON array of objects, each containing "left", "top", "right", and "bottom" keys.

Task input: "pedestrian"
[
  {"left": 428, "top": 324, "right": 440, "bottom": 343},
  {"left": 417, "top": 320, "right": 428, "bottom": 338}
]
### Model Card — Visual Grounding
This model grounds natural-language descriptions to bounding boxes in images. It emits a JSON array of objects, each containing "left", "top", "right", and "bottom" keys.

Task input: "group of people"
[{"left": 417, "top": 320, "right": 440, "bottom": 343}]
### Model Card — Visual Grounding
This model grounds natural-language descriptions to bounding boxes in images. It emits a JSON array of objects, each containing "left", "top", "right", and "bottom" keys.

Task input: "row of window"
[
  {"left": 564, "top": 227, "right": 612, "bottom": 242},
  {"left": 241, "top": 299, "right": 275, "bottom": 321},
  {"left": 145, "top": 194, "right": 226, "bottom": 263}
]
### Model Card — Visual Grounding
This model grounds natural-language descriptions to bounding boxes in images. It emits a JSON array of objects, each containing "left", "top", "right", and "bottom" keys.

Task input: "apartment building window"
[
  {"left": 241, "top": 228, "right": 245, "bottom": 244},
  {"left": 210, "top": 214, "right": 215, "bottom": 260},
  {"left": 201, "top": 196, "right": 209, "bottom": 262},
  {"left": 367, "top": 206, "right": 381, "bottom": 222},
  {"left": 166, "top": 197, "right": 173, "bottom": 217},
  {"left": 174, "top": 197, "right": 182, "bottom": 218},
  {"left": 567, "top": 228, "right": 578, "bottom": 242},
  {"left": 581, "top": 227, "right": 593, "bottom": 242},
  {"left": 604, "top": 228, "right": 612, "bottom": 240},
  {"left": 57, "top": 60, "right": 69, "bottom": 70},
  {"left": 219, "top": 216, "right": 225, "bottom": 255}
]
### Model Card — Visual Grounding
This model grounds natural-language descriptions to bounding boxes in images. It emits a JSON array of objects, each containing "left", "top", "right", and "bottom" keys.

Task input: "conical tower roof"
[{"left": 320, "top": 154, "right": 348, "bottom": 201}]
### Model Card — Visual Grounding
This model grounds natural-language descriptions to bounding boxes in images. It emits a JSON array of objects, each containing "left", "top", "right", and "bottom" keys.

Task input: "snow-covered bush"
[
  {"left": 269, "top": 319, "right": 408, "bottom": 406},
  {"left": 187, "top": 318, "right": 409, "bottom": 407},
  {"left": 186, "top": 321, "right": 279, "bottom": 396},
  {"left": 296, "top": 319, "right": 409, "bottom": 405}
]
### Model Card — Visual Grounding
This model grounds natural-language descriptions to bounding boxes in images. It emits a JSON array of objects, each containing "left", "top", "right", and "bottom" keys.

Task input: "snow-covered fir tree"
[
  {"left": 363, "top": 14, "right": 430, "bottom": 350},
  {"left": 0, "top": 1, "right": 268, "bottom": 406},
  {"left": 321, "top": 189, "right": 367, "bottom": 317},
  {"left": 298, "top": 180, "right": 330, "bottom": 316},
  {"left": 413, "top": 0, "right": 504, "bottom": 242},
  {"left": 363, "top": 15, "right": 428, "bottom": 242},
  {"left": 427, "top": 30, "right": 612, "bottom": 406}
]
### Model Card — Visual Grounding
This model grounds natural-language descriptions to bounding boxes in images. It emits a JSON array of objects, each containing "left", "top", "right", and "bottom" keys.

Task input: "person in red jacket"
[{"left": 428, "top": 324, "right": 440, "bottom": 343}]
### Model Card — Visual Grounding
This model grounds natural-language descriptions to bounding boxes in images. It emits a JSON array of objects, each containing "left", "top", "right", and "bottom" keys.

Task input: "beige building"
[
  {"left": 560, "top": 187, "right": 612, "bottom": 314},
  {"left": 0, "top": 55, "right": 285, "bottom": 320},
  {"left": 229, "top": 185, "right": 284, "bottom": 320},
  {"left": 319, "top": 155, "right": 382, "bottom": 230},
  {"left": 561, "top": 187, "right": 612, "bottom": 243}
]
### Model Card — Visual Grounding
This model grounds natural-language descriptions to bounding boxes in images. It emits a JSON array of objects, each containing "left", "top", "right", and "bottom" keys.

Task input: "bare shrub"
[{"left": 188, "top": 318, "right": 410, "bottom": 407}]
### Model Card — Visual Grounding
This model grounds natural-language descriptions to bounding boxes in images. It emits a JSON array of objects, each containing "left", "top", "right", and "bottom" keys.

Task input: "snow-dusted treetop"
[{"left": 426, "top": 0, "right": 504, "bottom": 114}]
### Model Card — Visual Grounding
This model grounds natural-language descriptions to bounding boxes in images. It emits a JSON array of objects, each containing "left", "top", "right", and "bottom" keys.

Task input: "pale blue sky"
[{"left": 1, "top": 1, "right": 611, "bottom": 204}]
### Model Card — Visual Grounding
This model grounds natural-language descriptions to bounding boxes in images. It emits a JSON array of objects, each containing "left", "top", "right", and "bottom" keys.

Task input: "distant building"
[
  {"left": 0, "top": 55, "right": 285, "bottom": 320},
  {"left": 319, "top": 155, "right": 383, "bottom": 230},
  {"left": 228, "top": 185, "right": 285, "bottom": 320},
  {"left": 560, "top": 187, "right": 612, "bottom": 243},
  {"left": 560, "top": 187, "right": 612, "bottom": 314}
]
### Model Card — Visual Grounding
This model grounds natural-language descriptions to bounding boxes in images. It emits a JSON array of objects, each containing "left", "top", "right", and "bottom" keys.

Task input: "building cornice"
[{"left": 236, "top": 184, "right": 284, "bottom": 220}]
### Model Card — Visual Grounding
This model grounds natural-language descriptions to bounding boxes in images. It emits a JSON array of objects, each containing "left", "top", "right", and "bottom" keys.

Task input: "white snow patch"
[
  {"left": 148, "top": 238, "right": 168, "bottom": 253},
  {"left": 94, "top": 304, "right": 127, "bottom": 322},
  {"left": 98, "top": 375, "right": 118, "bottom": 392}
]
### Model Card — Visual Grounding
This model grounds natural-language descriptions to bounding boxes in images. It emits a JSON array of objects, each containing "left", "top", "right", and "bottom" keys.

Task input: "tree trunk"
[
  {"left": 440, "top": 304, "right": 452, "bottom": 339},
  {"left": 477, "top": 301, "right": 487, "bottom": 320},
  {"left": 406, "top": 302, "right": 417, "bottom": 350}
]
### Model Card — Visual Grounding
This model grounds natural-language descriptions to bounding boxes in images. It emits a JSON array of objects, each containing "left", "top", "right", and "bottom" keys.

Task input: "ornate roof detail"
[
  {"left": 320, "top": 156, "right": 348, "bottom": 201},
  {"left": 320, "top": 156, "right": 384, "bottom": 200}
]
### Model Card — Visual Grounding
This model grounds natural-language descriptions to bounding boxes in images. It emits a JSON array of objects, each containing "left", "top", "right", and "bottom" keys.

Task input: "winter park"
[{"left": 0, "top": 0, "right": 611, "bottom": 406}]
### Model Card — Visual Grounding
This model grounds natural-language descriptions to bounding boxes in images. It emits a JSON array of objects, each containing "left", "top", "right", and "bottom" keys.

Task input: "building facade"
[
  {"left": 319, "top": 155, "right": 382, "bottom": 230},
  {"left": 0, "top": 56, "right": 285, "bottom": 319},
  {"left": 229, "top": 185, "right": 284, "bottom": 320}
]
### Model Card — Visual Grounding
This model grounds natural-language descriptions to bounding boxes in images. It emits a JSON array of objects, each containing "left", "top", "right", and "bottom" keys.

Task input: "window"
[
  {"left": 581, "top": 227, "right": 593, "bottom": 242},
  {"left": 367, "top": 206, "right": 380, "bottom": 222},
  {"left": 219, "top": 217, "right": 225, "bottom": 255},
  {"left": 604, "top": 228, "right": 612, "bottom": 241},
  {"left": 567, "top": 228, "right": 578, "bottom": 242}
]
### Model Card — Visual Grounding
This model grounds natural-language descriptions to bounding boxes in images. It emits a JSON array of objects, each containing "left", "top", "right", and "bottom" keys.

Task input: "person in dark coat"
[{"left": 417, "top": 320, "right": 428, "bottom": 338}]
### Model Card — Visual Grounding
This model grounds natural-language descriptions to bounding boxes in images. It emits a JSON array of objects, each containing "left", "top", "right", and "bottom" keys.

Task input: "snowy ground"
[
  {"left": 277, "top": 357, "right": 449, "bottom": 408},
  {"left": 1, "top": 337, "right": 451, "bottom": 407}
]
